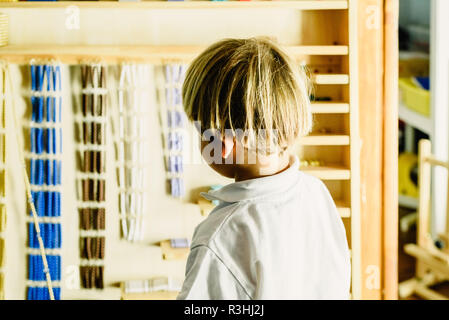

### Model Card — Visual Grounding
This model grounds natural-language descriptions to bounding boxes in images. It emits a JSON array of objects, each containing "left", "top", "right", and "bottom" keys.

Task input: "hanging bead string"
[
  {"left": 163, "top": 64, "right": 187, "bottom": 198},
  {"left": 117, "top": 64, "right": 149, "bottom": 242},
  {"left": 26, "top": 62, "right": 62, "bottom": 300},
  {"left": 6, "top": 63, "right": 55, "bottom": 300},
  {"left": 78, "top": 64, "right": 107, "bottom": 289},
  {"left": 0, "top": 64, "right": 6, "bottom": 300}
]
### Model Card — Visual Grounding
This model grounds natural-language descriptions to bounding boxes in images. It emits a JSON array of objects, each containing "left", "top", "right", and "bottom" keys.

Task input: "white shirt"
[{"left": 177, "top": 155, "right": 351, "bottom": 300}]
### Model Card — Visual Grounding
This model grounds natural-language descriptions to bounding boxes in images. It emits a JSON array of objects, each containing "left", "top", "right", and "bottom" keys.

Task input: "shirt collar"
[{"left": 201, "top": 155, "right": 301, "bottom": 203}]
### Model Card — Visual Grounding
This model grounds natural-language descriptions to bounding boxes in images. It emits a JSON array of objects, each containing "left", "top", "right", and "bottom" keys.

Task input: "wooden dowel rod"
[{"left": 424, "top": 156, "right": 449, "bottom": 169}]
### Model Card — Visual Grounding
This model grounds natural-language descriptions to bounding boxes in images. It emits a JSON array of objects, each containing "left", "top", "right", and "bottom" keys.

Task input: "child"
[{"left": 177, "top": 38, "right": 351, "bottom": 299}]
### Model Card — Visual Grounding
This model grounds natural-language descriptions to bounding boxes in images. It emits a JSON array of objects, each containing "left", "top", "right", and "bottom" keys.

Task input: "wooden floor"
[{"left": 399, "top": 207, "right": 449, "bottom": 299}]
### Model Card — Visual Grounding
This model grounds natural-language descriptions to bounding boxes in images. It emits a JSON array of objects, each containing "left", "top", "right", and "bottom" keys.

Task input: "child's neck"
[{"left": 234, "top": 153, "right": 291, "bottom": 182}]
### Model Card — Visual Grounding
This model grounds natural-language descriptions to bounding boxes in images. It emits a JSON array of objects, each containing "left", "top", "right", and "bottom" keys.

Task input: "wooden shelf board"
[
  {"left": 122, "top": 290, "right": 179, "bottom": 300},
  {"left": 313, "top": 74, "right": 349, "bottom": 85},
  {"left": 335, "top": 200, "right": 351, "bottom": 218},
  {"left": 311, "top": 102, "right": 349, "bottom": 113},
  {"left": 288, "top": 45, "right": 348, "bottom": 56},
  {"left": 62, "top": 287, "right": 122, "bottom": 300},
  {"left": 160, "top": 240, "right": 189, "bottom": 260},
  {"left": 0, "top": 1, "right": 349, "bottom": 10},
  {"left": 0, "top": 44, "right": 348, "bottom": 64},
  {"left": 300, "top": 134, "right": 349, "bottom": 145},
  {"left": 300, "top": 164, "right": 350, "bottom": 180}
]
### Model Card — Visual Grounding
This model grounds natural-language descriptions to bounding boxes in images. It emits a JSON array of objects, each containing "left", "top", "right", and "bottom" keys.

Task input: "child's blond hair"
[{"left": 182, "top": 37, "right": 312, "bottom": 153}]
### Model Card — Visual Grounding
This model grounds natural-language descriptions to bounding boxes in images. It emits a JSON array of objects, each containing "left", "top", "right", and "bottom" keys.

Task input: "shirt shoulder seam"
[
  {"left": 190, "top": 244, "right": 253, "bottom": 300},
  {"left": 192, "top": 202, "right": 243, "bottom": 247}
]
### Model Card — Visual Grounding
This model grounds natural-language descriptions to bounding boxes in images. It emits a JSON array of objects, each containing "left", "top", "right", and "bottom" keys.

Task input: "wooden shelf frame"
[
  {"left": 0, "top": 0, "right": 364, "bottom": 300},
  {"left": 313, "top": 74, "right": 349, "bottom": 85},
  {"left": 300, "top": 134, "right": 350, "bottom": 146},
  {"left": 311, "top": 102, "right": 350, "bottom": 114},
  {"left": 0, "top": 0, "right": 349, "bottom": 10},
  {"left": 300, "top": 164, "right": 351, "bottom": 180},
  {"left": 0, "top": 44, "right": 348, "bottom": 64}
]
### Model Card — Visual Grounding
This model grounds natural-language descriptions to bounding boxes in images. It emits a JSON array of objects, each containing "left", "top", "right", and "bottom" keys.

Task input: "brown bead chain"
[
  {"left": 83, "top": 150, "right": 90, "bottom": 173},
  {"left": 80, "top": 266, "right": 86, "bottom": 288},
  {"left": 82, "top": 179, "right": 89, "bottom": 202},
  {"left": 97, "top": 266, "right": 104, "bottom": 289},
  {"left": 79, "top": 65, "right": 108, "bottom": 289},
  {"left": 97, "top": 208, "right": 106, "bottom": 230},
  {"left": 79, "top": 208, "right": 91, "bottom": 230},
  {"left": 82, "top": 122, "right": 88, "bottom": 145},
  {"left": 98, "top": 179, "right": 105, "bottom": 202}
]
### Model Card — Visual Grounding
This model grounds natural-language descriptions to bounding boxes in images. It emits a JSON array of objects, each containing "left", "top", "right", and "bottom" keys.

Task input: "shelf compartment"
[
  {"left": 324, "top": 180, "right": 351, "bottom": 218},
  {"left": 300, "top": 164, "right": 350, "bottom": 180},
  {"left": 313, "top": 74, "right": 349, "bottom": 85},
  {"left": 311, "top": 102, "right": 349, "bottom": 113},
  {"left": 300, "top": 134, "right": 349, "bottom": 146},
  {"left": 0, "top": 44, "right": 348, "bottom": 64},
  {"left": 0, "top": 1, "right": 349, "bottom": 10}
]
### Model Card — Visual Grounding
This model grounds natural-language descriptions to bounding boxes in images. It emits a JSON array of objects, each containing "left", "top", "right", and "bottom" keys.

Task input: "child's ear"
[{"left": 221, "top": 135, "right": 235, "bottom": 159}]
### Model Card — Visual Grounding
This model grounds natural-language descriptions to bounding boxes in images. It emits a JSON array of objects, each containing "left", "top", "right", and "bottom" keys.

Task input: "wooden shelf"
[
  {"left": 121, "top": 290, "right": 179, "bottom": 300},
  {"left": 288, "top": 45, "right": 348, "bottom": 56},
  {"left": 0, "top": 1, "right": 349, "bottom": 10},
  {"left": 335, "top": 200, "right": 351, "bottom": 218},
  {"left": 62, "top": 287, "right": 122, "bottom": 300},
  {"left": 0, "top": 44, "right": 348, "bottom": 64},
  {"left": 300, "top": 164, "right": 350, "bottom": 180},
  {"left": 313, "top": 74, "right": 349, "bottom": 85},
  {"left": 311, "top": 102, "right": 349, "bottom": 113},
  {"left": 300, "top": 134, "right": 349, "bottom": 145},
  {"left": 160, "top": 240, "right": 189, "bottom": 260}
]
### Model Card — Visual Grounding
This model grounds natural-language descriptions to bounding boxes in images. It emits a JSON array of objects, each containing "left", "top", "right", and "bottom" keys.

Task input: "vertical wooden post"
[
  {"left": 357, "top": 0, "right": 384, "bottom": 300},
  {"left": 383, "top": 0, "right": 399, "bottom": 300},
  {"left": 416, "top": 139, "right": 432, "bottom": 277},
  {"left": 348, "top": 0, "right": 362, "bottom": 300},
  {"left": 446, "top": 172, "right": 449, "bottom": 239}
]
